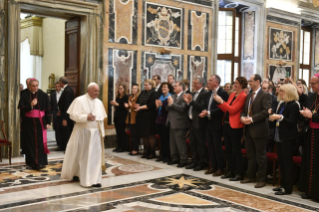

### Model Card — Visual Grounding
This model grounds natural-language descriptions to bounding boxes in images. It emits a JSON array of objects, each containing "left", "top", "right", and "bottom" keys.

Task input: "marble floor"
[{"left": 0, "top": 147, "right": 318, "bottom": 212}]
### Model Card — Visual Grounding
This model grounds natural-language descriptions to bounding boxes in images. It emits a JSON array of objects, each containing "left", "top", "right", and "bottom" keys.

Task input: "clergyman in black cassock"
[
  {"left": 18, "top": 80, "right": 52, "bottom": 170},
  {"left": 299, "top": 76, "right": 319, "bottom": 200}
]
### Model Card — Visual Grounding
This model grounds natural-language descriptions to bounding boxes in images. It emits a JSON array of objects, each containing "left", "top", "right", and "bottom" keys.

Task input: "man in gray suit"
[
  {"left": 166, "top": 81, "right": 190, "bottom": 167},
  {"left": 240, "top": 74, "right": 271, "bottom": 188}
]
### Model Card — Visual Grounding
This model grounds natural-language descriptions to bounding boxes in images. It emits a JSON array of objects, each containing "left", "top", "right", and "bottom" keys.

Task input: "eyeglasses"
[{"left": 248, "top": 80, "right": 253, "bottom": 83}]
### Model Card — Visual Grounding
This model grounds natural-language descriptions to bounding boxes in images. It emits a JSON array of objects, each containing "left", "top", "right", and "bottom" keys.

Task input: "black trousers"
[
  {"left": 277, "top": 140, "right": 294, "bottom": 194},
  {"left": 206, "top": 128, "right": 225, "bottom": 170},
  {"left": 189, "top": 125, "right": 206, "bottom": 165},
  {"left": 54, "top": 115, "right": 62, "bottom": 147},
  {"left": 60, "top": 118, "right": 73, "bottom": 151},
  {"left": 223, "top": 124, "right": 244, "bottom": 174},
  {"left": 114, "top": 121, "right": 127, "bottom": 150},
  {"left": 157, "top": 124, "right": 171, "bottom": 161},
  {"left": 129, "top": 124, "right": 139, "bottom": 151},
  {"left": 266, "top": 128, "right": 275, "bottom": 152},
  {"left": 245, "top": 130, "right": 267, "bottom": 182}
]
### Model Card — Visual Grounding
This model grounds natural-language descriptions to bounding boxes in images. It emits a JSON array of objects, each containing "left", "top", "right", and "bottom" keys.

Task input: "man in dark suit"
[
  {"left": 240, "top": 74, "right": 271, "bottom": 188},
  {"left": 183, "top": 77, "right": 207, "bottom": 171},
  {"left": 166, "top": 81, "right": 190, "bottom": 168},
  {"left": 153, "top": 75, "right": 162, "bottom": 98},
  {"left": 262, "top": 82, "right": 278, "bottom": 152},
  {"left": 199, "top": 75, "right": 229, "bottom": 176},
  {"left": 51, "top": 82, "right": 63, "bottom": 150},
  {"left": 58, "top": 77, "right": 75, "bottom": 151}
]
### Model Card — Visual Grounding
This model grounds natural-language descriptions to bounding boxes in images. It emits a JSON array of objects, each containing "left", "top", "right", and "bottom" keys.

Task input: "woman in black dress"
[
  {"left": 155, "top": 82, "right": 173, "bottom": 162},
  {"left": 111, "top": 84, "right": 129, "bottom": 152},
  {"left": 135, "top": 79, "right": 157, "bottom": 159}
]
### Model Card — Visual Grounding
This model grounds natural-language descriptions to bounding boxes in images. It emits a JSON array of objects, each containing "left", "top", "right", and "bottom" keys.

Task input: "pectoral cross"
[{"left": 313, "top": 109, "right": 317, "bottom": 114}]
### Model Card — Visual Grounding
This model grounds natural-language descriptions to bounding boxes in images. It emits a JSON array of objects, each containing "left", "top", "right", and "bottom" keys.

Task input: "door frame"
[{"left": 7, "top": 0, "right": 103, "bottom": 156}]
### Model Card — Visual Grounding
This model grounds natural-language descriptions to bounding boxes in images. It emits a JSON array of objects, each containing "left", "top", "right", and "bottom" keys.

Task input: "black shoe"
[
  {"left": 116, "top": 149, "right": 124, "bottom": 152},
  {"left": 221, "top": 172, "right": 234, "bottom": 179},
  {"left": 301, "top": 194, "right": 310, "bottom": 199},
  {"left": 229, "top": 174, "right": 243, "bottom": 181},
  {"left": 167, "top": 160, "right": 179, "bottom": 165},
  {"left": 92, "top": 183, "right": 102, "bottom": 187},
  {"left": 185, "top": 163, "right": 196, "bottom": 169},
  {"left": 163, "top": 158, "right": 171, "bottom": 163},
  {"left": 177, "top": 162, "right": 188, "bottom": 168},
  {"left": 272, "top": 186, "right": 283, "bottom": 192},
  {"left": 72, "top": 176, "right": 79, "bottom": 181},
  {"left": 156, "top": 157, "right": 163, "bottom": 162},
  {"left": 147, "top": 155, "right": 155, "bottom": 160},
  {"left": 193, "top": 165, "right": 206, "bottom": 171},
  {"left": 141, "top": 155, "right": 148, "bottom": 158},
  {"left": 55, "top": 148, "right": 64, "bottom": 151},
  {"left": 113, "top": 148, "right": 119, "bottom": 152},
  {"left": 275, "top": 191, "right": 290, "bottom": 195}
]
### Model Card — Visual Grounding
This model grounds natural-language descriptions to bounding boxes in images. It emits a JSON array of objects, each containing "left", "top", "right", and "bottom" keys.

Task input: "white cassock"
[{"left": 61, "top": 93, "right": 107, "bottom": 187}]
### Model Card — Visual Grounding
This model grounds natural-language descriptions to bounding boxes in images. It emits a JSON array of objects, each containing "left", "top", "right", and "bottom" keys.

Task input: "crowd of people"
[{"left": 111, "top": 73, "right": 319, "bottom": 200}]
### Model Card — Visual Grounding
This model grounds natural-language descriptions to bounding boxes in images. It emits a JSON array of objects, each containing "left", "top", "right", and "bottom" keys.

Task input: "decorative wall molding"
[
  {"left": 20, "top": 16, "right": 42, "bottom": 29},
  {"left": 266, "top": 15, "right": 300, "bottom": 27},
  {"left": 266, "top": 8, "right": 301, "bottom": 27},
  {"left": 170, "top": 0, "right": 213, "bottom": 8}
]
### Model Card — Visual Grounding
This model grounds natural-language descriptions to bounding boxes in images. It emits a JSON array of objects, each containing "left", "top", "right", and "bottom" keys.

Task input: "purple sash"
[{"left": 25, "top": 109, "right": 50, "bottom": 154}]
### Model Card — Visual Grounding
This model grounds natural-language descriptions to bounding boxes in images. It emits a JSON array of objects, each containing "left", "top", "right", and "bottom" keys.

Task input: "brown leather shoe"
[
  {"left": 254, "top": 182, "right": 266, "bottom": 188},
  {"left": 204, "top": 168, "right": 216, "bottom": 175},
  {"left": 212, "top": 169, "right": 224, "bottom": 177},
  {"left": 240, "top": 178, "right": 255, "bottom": 184}
]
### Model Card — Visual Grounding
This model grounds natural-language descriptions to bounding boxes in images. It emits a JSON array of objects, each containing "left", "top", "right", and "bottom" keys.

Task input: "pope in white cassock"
[{"left": 61, "top": 83, "right": 107, "bottom": 187}]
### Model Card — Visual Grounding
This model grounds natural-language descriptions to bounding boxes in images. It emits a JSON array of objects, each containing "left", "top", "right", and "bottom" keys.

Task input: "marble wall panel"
[
  {"left": 107, "top": 48, "right": 137, "bottom": 125},
  {"left": 143, "top": 2, "right": 183, "bottom": 49},
  {"left": 269, "top": 27, "right": 293, "bottom": 61},
  {"left": 268, "top": 64, "right": 292, "bottom": 83},
  {"left": 109, "top": 0, "right": 138, "bottom": 44},
  {"left": 264, "top": 20, "right": 299, "bottom": 80},
  {"left": 187, "top": 55, "right": 207, "bottom": 86},
  {"left": 142, "top": 52, "right": 183, "bottom": 88},
  {"left": 242, "top": 62, "right": 254, "bottom": 79},
  {"left": 0, "top": 0, "right": 6, "bottom": 126},
  {"left": 315, "top": 28, "right": 319, "bottom": 67},
  {"left": 188, "top": 11, "right": 209, "bottom": 51},
  {"left": 243, "top": 12, "right": 254, "bottom": 60}
]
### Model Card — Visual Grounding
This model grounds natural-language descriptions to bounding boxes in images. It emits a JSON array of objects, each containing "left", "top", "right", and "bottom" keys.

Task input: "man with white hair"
[{"left": 61, "top": 83, "right": 107, "bottom": 187}]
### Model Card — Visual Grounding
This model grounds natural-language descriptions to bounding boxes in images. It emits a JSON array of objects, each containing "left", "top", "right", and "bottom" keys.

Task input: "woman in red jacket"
[{"left": 214, "top": 77, "right": 248, "bottom": 181}]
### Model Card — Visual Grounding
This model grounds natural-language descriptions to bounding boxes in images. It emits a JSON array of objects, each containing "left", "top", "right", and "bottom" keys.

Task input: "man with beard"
[{"left": 18, "top": 78, "right": 51, "bottom": 170}]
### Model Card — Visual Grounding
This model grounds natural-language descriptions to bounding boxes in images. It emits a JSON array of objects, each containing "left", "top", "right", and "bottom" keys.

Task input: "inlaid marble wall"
[
  {"left": 107, "top": 48, "right": 137, "bottom": 124},
  {"left": 242, "top": 12, "right": 256, "bottom": 79},
  {"left": 0, "top": 0, "right": 6, "bottom": 129},
  {"left": 315, "top": 28, "right": 319, "bottom": 67},
  {"left": 264, "top": 16, "right": 299, "bottom": 83},
  {"left": 103, "top": 0, "right": 213, "bottom": 125}
]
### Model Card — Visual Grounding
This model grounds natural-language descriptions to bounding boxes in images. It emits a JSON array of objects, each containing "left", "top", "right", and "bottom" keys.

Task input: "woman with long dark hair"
[
  {"left": 155, "top": 82, "right": 173, "bottom": 162},
  {"left": 135, "top": 79, "right": 157, "bottom": 159},
  {"left": 111, "top": 84, "right": 129, "bottom": 152}
]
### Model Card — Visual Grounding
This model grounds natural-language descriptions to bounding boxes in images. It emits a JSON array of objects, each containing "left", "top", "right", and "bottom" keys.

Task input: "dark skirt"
[{"left": 136, "top": 109, "right": 156, "bottom": 137}]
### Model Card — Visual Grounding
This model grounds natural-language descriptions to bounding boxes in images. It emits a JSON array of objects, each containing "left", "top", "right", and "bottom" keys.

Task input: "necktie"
[
  {"left": 248, "top": 92, "right": 255, "bottom": 117},
  {"left": 207, "top": 91, "right": 215, "bottom": 116},
  {"left": 189, "top": 92, "right": 198, "bottom": 119}
]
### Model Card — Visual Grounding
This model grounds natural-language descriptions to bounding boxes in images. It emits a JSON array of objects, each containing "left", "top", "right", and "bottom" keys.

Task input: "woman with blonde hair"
[
  {"left": 269, "top": 84, "right": 300, "bottom": 195},
  {"left": 135, "top": 79, "right": 157, "bottom": 159},
  {"left": 125, "top": 84, "right": 140, "bottom": 155}
]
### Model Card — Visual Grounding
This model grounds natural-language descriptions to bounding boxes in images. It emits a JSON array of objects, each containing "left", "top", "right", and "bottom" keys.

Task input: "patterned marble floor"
[{"left": 0, "top": 149, "right": 318, "bottom": 212}]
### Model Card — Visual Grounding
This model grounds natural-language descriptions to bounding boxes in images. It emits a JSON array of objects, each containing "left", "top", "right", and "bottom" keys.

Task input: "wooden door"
[{"left": 65, "top": 17, "right": 80, "bottom": 96}]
